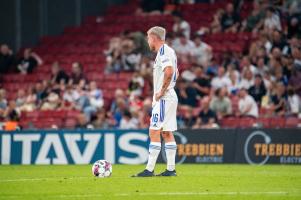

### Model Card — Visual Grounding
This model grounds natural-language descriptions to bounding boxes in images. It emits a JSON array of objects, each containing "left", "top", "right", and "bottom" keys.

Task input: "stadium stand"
[{"left": 0, "top": 0, "right": 301, "bottom": 130}]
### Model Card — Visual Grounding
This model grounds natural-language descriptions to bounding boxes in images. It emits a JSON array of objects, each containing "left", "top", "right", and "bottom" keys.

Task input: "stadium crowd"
[{"left": 0, "top": 0, "right": 301, "bottom": 130}]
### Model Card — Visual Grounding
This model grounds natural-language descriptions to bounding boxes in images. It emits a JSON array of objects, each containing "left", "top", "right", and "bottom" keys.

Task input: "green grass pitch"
[{"left": 0, "top": 164, "right": 300, "bottom": 200}]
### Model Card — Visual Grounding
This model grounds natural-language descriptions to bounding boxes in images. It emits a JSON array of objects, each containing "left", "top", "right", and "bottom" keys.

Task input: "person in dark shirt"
[
  {"left": 50, "top": 61, "right": 69, "bottom": 84},
  {"left": 193, "top": 96, "right": 217, "bottom": 128},
  {"left": 69, "top": 62, "right": 87, "bottom": 85},
  {"left": 270, "top": 82, "right": 287, "bottom": 116},
  {"left": 271, "top": 30, "right": 288, "bottom": 51},
  {"left": 220, "top": 3, "right": 240, "bottom": 32},
  {"left": 0, "top": 44, "right": 15, "bottom": 73},
  {"left": 193, "top": 67, "right": 210, "bottom": 97},
  {"left": 248, "top": 74, "right": 266, "bottom": 104},
  {"left": 175, "top": 79, "right": 199, "bottom": 108},
  {"left": 17, "top": 48, "right": 42, "bottom": 74}
]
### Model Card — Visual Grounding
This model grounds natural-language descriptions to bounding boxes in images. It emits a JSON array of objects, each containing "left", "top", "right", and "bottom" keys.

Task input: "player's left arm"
[{"left": 155, "top": 66, "right": 174, "bottom": 101}]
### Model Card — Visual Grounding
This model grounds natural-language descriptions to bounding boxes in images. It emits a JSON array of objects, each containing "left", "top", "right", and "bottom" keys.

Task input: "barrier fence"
[{"left": 0, "top": 129, "right": 300, "bottom": 165}]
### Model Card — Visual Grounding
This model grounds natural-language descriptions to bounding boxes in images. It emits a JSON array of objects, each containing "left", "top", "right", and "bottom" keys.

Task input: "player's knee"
[
  {"left": 149, "top": 130, "right": 161, "bottom": 142},
  {"left": 162, "top": 131, "right": 174, "bottom": 141}
]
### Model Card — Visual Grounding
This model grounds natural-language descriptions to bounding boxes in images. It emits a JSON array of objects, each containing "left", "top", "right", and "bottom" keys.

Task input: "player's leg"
[
  {"left": 162, "top": 131, "right": 177, "bottom": 172},
  {"left": 157, "top": 99, "right": 178, "bottom": 176},
  {"left": 132, "top": 100, "right": 163, "bottom": 177},
  {"left": 145, "top": 129, "right": 161, "bottom": 172}
]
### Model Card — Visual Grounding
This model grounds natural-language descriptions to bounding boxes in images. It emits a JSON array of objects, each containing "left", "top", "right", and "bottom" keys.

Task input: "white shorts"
[{"left": 149, "top": 98, "right": 178, "bottom": 131}]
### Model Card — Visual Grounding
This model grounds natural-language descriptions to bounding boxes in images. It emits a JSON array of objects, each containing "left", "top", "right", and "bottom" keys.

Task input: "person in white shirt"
[
  {"left": 239, "top": 69, "right": 254, "bottom": 90},
  {"left": 237, "top": 88, "right": 259, "bottom": 118},
  {"left": 133, "top": 26, "right": 178, "bottom": 177},
  {"left": 191, "top": 35, "right": 212, "bottom": 67},
  {"left": 264, "top": 7, "right": 282, "bottom": 32},
  {"left": 172, "top": 33, "right": 195, "bottom": 62},
  {"left": 172, "top": 11, "right": 191, "bottom": 39},
  {"left": 211, "top": 67, "right": 231, "bottom": 90}
]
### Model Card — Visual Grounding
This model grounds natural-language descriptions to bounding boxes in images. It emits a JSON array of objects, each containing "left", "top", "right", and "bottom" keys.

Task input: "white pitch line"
[
  {"left": 0, "top": 177, "right": 89, "bottom": 182},
  {"left": 1, "top": 191, "right": 299, "bottom": 199}
]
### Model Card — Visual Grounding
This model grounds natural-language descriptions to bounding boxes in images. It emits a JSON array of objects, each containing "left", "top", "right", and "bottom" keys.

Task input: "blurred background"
[{"left": 0, "top": 0, "right": 301, "bottom": 131}]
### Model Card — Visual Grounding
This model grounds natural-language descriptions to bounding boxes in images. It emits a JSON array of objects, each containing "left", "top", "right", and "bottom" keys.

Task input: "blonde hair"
[{"left": 147, "top": 26, "right": 166, "bottom": 41}]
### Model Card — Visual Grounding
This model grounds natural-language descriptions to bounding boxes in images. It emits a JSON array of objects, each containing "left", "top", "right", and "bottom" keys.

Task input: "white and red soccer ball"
[{"left": 92, "top": 160, "right": 112, "bottom": 178}]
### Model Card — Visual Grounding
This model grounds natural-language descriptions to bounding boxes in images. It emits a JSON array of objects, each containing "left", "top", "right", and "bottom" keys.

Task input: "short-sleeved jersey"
[{"left": 153, "top": 44, "right": 178, "bottom": 100}]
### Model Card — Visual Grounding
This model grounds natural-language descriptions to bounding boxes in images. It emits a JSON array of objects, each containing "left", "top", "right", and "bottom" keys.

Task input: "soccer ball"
[{"left": 92, "top": 160, "right": 112, "bottom": 178}]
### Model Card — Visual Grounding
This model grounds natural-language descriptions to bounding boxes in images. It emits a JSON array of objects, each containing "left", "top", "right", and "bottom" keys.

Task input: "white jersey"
[{"left": 153, "top": 44, "right": 178, "bottom": 101}]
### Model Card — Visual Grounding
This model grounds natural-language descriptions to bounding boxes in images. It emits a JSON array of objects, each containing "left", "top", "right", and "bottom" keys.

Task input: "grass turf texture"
[{"left": 0, "top": 164, "right": 300, "bottom": 200}]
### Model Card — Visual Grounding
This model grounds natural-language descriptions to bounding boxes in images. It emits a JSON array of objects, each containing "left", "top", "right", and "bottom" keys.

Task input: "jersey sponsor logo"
[{"left": 162, "top": 59, "right": 169, "bottom": 63}]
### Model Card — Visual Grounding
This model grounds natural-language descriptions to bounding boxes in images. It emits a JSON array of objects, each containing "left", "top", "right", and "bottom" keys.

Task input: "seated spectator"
[
  {"left": 287, "top": 85, "right": 300, "bottom": 115},
  {"left": 121, "top": 38, "right": 141, "bottom": 71},
  {"left": 256, "top": 57, "right": 269, "bottom": 76},
  {"left": 191, "top": 35, "right": 212, "bottom": 67},
  {"left": 17, "top": 48, "right": 42, "bottom": 74},
  {"left": 176, "top": 79, "right": 199, "bottom": 109},
  {"left": 0, "top": 89, "right": 7, "bottom": 118},
  {"left": 220, "top": 3, "right": 240, "bottom": 33},
  {"left": 138, "top": 98, "right": 152, "bottom": 129},
  {"left": 110, "top": 89, "right": 128, "bottom": 114},
  {"left": 248, "top": 74, "right": 267, "bottom": 104},
  {"left": 172, "top": 11, "right": 191, "bottom": 39},
  {"left": 263, "top": 7, "right": 282, "bottom": 33},
  {"left": 119, "top": 109, "right": 139, "bottom": 129},
  {"left": 211, "top": 67, "right": 231, "bottom": 90},
  {"left": 75, "top": 113, "right": 92, "bottom": 129},
  {"left": 210, "top": 88, "right": 232, "bottom": 120},
  {"left": 271, "top": 30, "right": 288, "bottom": 52},
  {"left": 193, "top": 96, "right": 218, "bottom": 128},
  {"left": 40, "top": 90, "right": 61, "bottom": 110},
  {"left": 62, "top": 85, "right": 77, "bottom": 110},
  {"left": 128, "top": 72, "right": 144, "bottom": 99},
  {"left": 270, "top": 82, "right": 287, "bottom": 116},
  {"left": 240, "top": 69, "right": 254, "bottom": 90},
  {"left": 289, "top": 69, "right": 301, "bottom": 96},
  {"left": 178, "top": 107, "right": 197, "bottom": 129},
  {"left": 228, "top": 70, "right": 240, "bottom": 95},
  {"left": 69, "top": 62, "right": 86, "bottom": 85},
  {"left": 19, "top": 87, "right": 37, "bottom": 112},
  {"left": 172, "top": 33, "right": 195, "bottom": 63},
  {"left": 0, "top": 44, "right": 15, "bottom": 73},
  {"left": 3, "top": 100, "right": 20, "bottom": 123},
  {"left": 240, "top": 56, "right": 258, "bottom": 75},
  {"left": 241, "top": 1, "right": 265, "bottom": 32},
  {"left": 15, "top": 89, "right": 26, "bottom": 109},
  {"left": 92, "top": 109, "right": 110, "bottom": 129},
  {"left": 192, "top": 67, "right": 211, "bottom": 97},
  {"left": 50, "top": 61, "right": 69, "bottom": 84},
  {"left": 88, "top": 81, "right": 104, "bottom": 109},
  {"left": 237, "top": 88, "right": 259, "bottom": 118},
  {"left": 181, "top": 66, "right": 197, "bottom": 82}
]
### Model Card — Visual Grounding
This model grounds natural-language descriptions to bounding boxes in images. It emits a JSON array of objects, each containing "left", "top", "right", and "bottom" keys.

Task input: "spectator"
[
  {"left": 75, "top": 85, "right": 97, "bottom": 122},
  {"left": 271, "top": 30, "right": 288, "bottom": 52},
  {"left": 0, "top": 89, "right": 7, "bottom": 118},
  {"left": 241, "top": 1, "right": 265, "bottom": 32},
  {"left": 19, "top": 87, "right": 37, "bottom": 112},
  {"left": 270, "top": 82, "right": 287, "bottom": 116},
  {"left": 176, "top": 79, "right": 199, "bottom": 109},
  {"left": 263, "top": 7, "right": 282, "bottom": 33},
  {"left": 192, "top": 67, "right": 210, "bottom": 97},
  {"left": 75, "top": 113, "right": 92, "bottom": 129},
  {"left": 289, "top": 69, "right": 301, "bottom": 96},
  {"left": 128, "top": 72, "right": 144, "bottom": 98},
  {"left": 287, "top": 85, "right": 300, "bottom": 115},
  {"left": 17, "top": 48, "right": 42, "bottom": 74},
  {"left": 50, "top": 61, "right": 69, "bottom": 84},
  {"left": 172, "top": 11, "right": 191, "bottom": 39},
  {"left": 172, "top": 33, "right": 195, "bottom": 62},
  {"left": 210, "top": 88, "right": 232, "bottom": 120},
  {"left": 256, "top": 57, "right": 269, "bottom": 76},
  {"left": 0, "top": 44, "right": 15, "bottom": 73},
  {"left": 110, "top": 89, "right": 128, "bottom": 114},
  {"left": 119, "top": 109, "right": 139, "bottom": 129},
  {"left": 237, "top": 88, "right": 259, "bottom": 118},
  {"left": 3, "top": 100, "right": 20, "bottom": 123},
  {"left": 136, "top": 0, "right": 165, "bottom": 15},
  {"left": 15, "top": 89, "right": 26, "bottom": 109},
  {"left": 178, "top": 107, "right": 197, "bottom": 129},
  {"left": 193, "top": 96, "right": 218, "bottom": 128},
  {"left": 40, "top": 89, "right": 61, "bottom": 110},
  {"left": 62, "top": 85, "right": 77, "bottom": 110},
  {"left": 228, "top": 70, "right": 240, "bottom": 94},
  {"left": 88, "top": 81, "right": 104, "bottom": 110},
  {"left": 211, "top": 67, "right": 231, "bottom": 90},
  {"left": 248, "top": 74, "right": 267, "bottom": 104},
  {"left": 121, "top": 38, "right": 141, "bottom": 71},
  {"left": 69, "top": 62, "right": 86, "bottom": 85},
  {"left": 220, "top": 3, "right": 240, "bottom": 33},
  {"left": 92, "top": 109, "right": 110, "bottom": 129},
  {"left": 240, "top": 69, "right": 254, "bottom": 90},
  {"left": 287, "top": 12, "right": 301, "bottom": 39},
  {"left": 191, "top": 35, "right": 212, "bottom": 67},
  {"left": 138, "top": 98, "right": 152, "bottom": 129}
]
